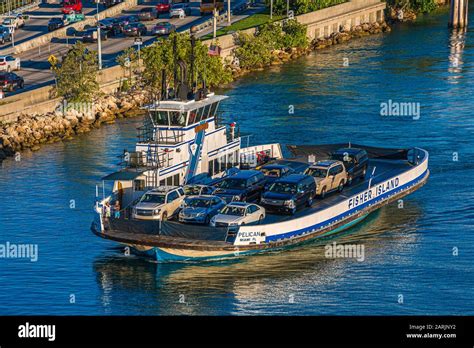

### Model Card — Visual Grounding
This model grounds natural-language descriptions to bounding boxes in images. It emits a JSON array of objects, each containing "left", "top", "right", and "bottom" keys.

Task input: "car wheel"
[
  {"left": 19, "top": 81, "right": 24, "bottom": 89},
  {"left": 320, "top": 187, "right": 327, "bottom": 199},
  {"left": 6, "top": 66, "right": 10, "bottom": 72},
  {"left": 306, "top": 194, "right": 314, "bottom": 207},
  {"left": 8, "top": 84, "right": 13, "bottom": 92},
  {"left": 258, "top": 215, "right": 264, "bottom": 224},
  {"left": 290, "top": 207, "right": 297, "bottom": 215},
  {"left": 0, "top": 39, "right": 4, "bottom": 45},
  {"left": 338, "top": 180, "right": 344, "bottom": 192},
  {"left": 347, "top": 176, "right": 353, "bottom": 186},
  {"left": 204, "top": 215, "right": 210, "bottom": 225},
  {"left": 161, "top": 212, "right": 168, "bottom": 221}
]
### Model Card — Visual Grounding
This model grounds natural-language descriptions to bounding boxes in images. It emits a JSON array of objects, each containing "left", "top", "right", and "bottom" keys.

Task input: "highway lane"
[
  {"left": 1, "top": 1, "right": 104, "bottom": 50},
  {"left": 6, "top": 1, "right": 257, "bottom": 96}
]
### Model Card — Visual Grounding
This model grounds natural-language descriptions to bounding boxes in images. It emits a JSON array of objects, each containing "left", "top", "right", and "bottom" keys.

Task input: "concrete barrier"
[
  {"left": 202, "top": 0, "right": 386, "bottom": 59},
  {"left": 0, "top": 0, "right": 139, "bottom": 55},
  {"left": 0, "top": 63, "right": 127, "bottom": 123}
]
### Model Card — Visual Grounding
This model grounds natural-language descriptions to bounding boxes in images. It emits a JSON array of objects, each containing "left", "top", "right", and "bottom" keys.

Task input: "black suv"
[
  {"left": 331, "top": 147, "right": 369, "bottom": 185},
  {"left": 260, "top": 174, "right": 316, "bottom": 215},
  {"left": 213, "top": 170, "right": 266, "bottom": 203},
  {"left": 0, "top": 72, "right": 24, "bottom": 91}
]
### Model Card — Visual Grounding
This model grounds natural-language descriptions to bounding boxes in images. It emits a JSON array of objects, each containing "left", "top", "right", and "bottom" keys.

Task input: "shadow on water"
[{"left": 93, "top": 201, "right": 424, "bottom": 315}]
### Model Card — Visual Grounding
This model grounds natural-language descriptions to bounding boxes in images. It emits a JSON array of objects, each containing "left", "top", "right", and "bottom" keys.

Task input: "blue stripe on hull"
[{"left": 135, "top": 213, "right": 370, "bottom": 262}]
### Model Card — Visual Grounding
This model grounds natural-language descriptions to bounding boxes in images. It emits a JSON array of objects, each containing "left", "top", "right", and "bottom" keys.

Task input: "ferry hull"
[
  {"left": 92, "top": 146, "right": 429, "bottom": 264},
  {"left": 140, "top": 213, "right": 370, "bottom": 262}
]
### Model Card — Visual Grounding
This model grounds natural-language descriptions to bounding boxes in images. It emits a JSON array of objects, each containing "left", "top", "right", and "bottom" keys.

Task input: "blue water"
[{"left": 1, "top": 9, "right": 474, "bottom": 315}]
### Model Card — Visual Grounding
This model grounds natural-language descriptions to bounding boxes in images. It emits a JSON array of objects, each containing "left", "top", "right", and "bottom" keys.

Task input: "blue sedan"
[{"left": 178, "top": 195, "right": 226, "bottom": 225}]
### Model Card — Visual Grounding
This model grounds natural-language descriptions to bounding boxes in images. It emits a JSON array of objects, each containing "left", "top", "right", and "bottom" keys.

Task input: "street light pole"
[
  {"left": 287, "top": 0, "right": 289, "bottom": 17},
  {"left": 270, "top": 0, "right": 273, "bottom": 19},
  {"left": 96, "top": 0, "right": 102, "bottom": 70},
  {"left": 227, "top": 0, "right": 230, "bottom": 25}
]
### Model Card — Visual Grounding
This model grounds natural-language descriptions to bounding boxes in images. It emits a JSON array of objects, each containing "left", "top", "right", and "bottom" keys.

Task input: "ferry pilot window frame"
[
  {"left": 169, "top": 111, "right": 187, "bottom": 127},
  {"left": 159, "top": 179, "right": 165, "bottom": 186},
  {"left": 172, "top": 174, "right": 180, "bottom": 186},
  {"left": 150, "top": 110, "right": 169, "bottom": 126},
  {"left": 209, "top": 102, "right": 219, "bottom": 118},
  {"left": 202, "top": 104, "right": 211, "bottom": 120},
  {"left": 166, "top": 176, "right": 173, "bottom": 186}
]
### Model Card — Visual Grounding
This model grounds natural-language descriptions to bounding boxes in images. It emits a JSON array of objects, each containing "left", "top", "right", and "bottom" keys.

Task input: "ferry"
[{"left": 91, "top": 88, "right": 429, "bottom": 262}]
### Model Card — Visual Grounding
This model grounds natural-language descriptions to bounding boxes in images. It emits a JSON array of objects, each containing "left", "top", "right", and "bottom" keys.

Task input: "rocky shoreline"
[
  {"left": 230, "top": 21, "right": 391, "bottom": 78},
  {"left": 0, "top": 21, "right": 390, "bottom": 164},
  {"left": 0, "top": 92, "right": 147, "bottom": 163}
]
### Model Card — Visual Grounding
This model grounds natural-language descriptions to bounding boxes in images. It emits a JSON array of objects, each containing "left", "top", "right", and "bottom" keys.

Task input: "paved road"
[
  {"left": 1, "top": 1, "right": 105, "bottom": 50},
  {"left": 5, "top": 1, "right": 260, "bottom": 96}
]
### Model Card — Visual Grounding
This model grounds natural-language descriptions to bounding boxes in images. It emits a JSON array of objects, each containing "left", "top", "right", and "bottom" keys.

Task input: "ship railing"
[
  {"left": 240, "top": 142, "right": 283, "bottom": 168},
  {"left": 137, "top": 126, "right": 186, "bottom": 145}
]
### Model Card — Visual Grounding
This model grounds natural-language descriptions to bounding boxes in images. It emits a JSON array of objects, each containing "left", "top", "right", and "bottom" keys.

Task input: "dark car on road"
[
  {"left": 0, "top": 72, "right": 24, "bottom": 91},
  {"left": 151, "top": 21, "right": 176, "bottom": 36},
  {"left": 99, "top": 18, "right": 122, "bottom": 36},
  {"left": 156, "top": 0, "right": 171, "bottom": 14},
  {"left": 123, "top": 22, "right": 147, "bottom": 37},
  {"left": 331, "top": 147, "right": 369, "bottom": 185},
  {"left": 82, "top": 28, "right": 108, "bottom": 43},
  {"left": 117, "top": 15, "right": 140, "bottom": 30},
  {"left": 213, "top": 170, "right": 267, "bottom": 203},
  {"left": 260, "top": 174, "right": 316, "bottom": 215},
  {"left": 138, "top": 7, "right": 157, "bottom": 21},
  {"left": 48, "top": 17, "right": 66, "bottom": 31},
  {"left": 0, "top": 26, "right": 12, "bottom": 45}
]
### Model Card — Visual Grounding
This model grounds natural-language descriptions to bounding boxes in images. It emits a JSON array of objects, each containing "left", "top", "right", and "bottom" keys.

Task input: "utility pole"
[
  {"left": 213, "top": 8, "right": 217, "bottom": 38},
  {"left": 287, "top": 0, "right": 289, "bottom": 17},
  {"left": 270, "top": 0, "right": 273, "bottom": 20},
  {"left": 96, "top": 0, "right": 102, "bottom": 70},
  {"left": 227, "top": 0, "right": 230, "bottom": 25}
]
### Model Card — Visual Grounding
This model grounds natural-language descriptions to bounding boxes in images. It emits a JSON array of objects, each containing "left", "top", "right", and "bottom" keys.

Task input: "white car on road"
[
  {"left": 0, "top": 56, "right": 20, "bottom": 72},
  {"left": 170, "top": 3, "right": 191, "bottom": 18},
  {"left": 210, "top": 202, "right": 266, "bottom": 227}
]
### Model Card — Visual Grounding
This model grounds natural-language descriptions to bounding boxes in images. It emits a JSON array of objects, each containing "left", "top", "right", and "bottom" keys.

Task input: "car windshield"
[
  {"left": 140, "top": 194, "right": 165, "bottom": 204},
  {"left": 156, "top": 22, "right": 169, "bottom": 27},
  {"left": 332, "top": 153, "right": 354, "bottom": 163},
  {"left": 172, "top": 4, "right": 184, "bottom": 8},
  {"left": 217, "top": 178, "right": 246, "bottom": 189},
  {"left": 220, "top": 206, "right": 245, "bottom": 216},
  {"left": 268, "top": 182, "right": 297, "bottom": 194},
  {"left": 0, "top": 74, "right": 7, "bottom": 79},
  {"left": 261, "top": 168, "right": 281, "bottom": 178},
  {"left": 306, "top": 167, "right": 327, "bottom": 178},
  {"left": 184, "top": 198, "right": 211, "bottom": 208},
  {"left": 183, "top": 185, "right": 202, "bottom": 195}
]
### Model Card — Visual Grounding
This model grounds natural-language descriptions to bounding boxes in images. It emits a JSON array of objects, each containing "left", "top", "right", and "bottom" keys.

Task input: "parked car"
[
  {"left": 0, "top": 72, "right": 24, "bottom": 91},
  {"left": 0, "top": 26, "right": 12, "bottom": 45},
  {"left": 210, "top": 202, "right": 265, "bottom": 227},
  {"left": 330, "top": 147, "right": 369, "bottom": 185},
  {"left": 133, "top": 186, "right": 185, "bottom": 221},
  {"left": 99, "top": 18, "right": 122, "bottom": 36},
  {"left": 151, "top": 21, "right": 176, "bottom": 36},
  {"left": 48, "top": 17, "right": 66, "bottom": 31},
  {"left": 178, "top": 195, "right": 226, "bottom": 224},
  {"left": 0, "top": 55, "right": 20, "bottom": 72},
  {"left": 260, "top": 174, "right": 316, "bottom": 214},
  {"left": 260, "top": 163, "right": 295, "bottom": 189},
  {"left": 305, "top": 160, "right": 347, "bottom": 198},
  {"left": 183, "top": 184, "right": 216, "bottom": 196},
  {"left": 156, "top": 0, "right": 171, "bottom": 14},
  {"left": 170, "top": 3, "right": 191, "bottom": 18},
  {"left": 82, "top": 27, "right": 107, "bottom": 43},
  {"left": 123, "top": 22, "right": 147, "bottom": 37},
  {"left": 213, "top": 170, "right": 266, "bottom": 203},
  {"left": 139, "top": 7, "right": 157, "bottom": 21}
]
